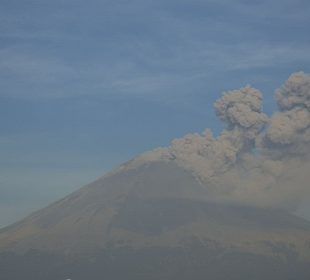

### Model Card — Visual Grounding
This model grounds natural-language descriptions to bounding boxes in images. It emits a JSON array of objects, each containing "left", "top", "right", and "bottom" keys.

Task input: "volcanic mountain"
[
  {"left": 1, "top": 73, "right": 310, "bottom": 279},
  {"left": 1, "top": 155, "right": 310, "bottom": 280}
]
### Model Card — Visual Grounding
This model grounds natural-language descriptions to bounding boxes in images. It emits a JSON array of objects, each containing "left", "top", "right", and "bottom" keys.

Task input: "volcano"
[
  {"left": 0, "top": 157, "right": 310, "bottom": 280},
  {"left": 1, "top": 73, "right": 310, "bottom": 279}
]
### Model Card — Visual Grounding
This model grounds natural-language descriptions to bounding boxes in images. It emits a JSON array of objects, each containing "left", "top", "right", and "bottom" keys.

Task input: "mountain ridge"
[
  {"left": 1, "top": 156, "right": 310, "bottom": 279},
  {"left": 1, "top": 160, "right": 310, "bottom": 258}
]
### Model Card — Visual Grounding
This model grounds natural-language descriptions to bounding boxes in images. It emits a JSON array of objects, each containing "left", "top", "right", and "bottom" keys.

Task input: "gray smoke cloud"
[
  {"left": 168, "top": 86, "right": 269, "bottom": 187},
  {"left": 276, "top": 72, "right": 310, "bottom": 110},
  {"left": 130, "top": 72, "right": 310, "bottom": 210},
  {"left": 214, "top": 86, "right": 268, "bottom": 140},
  {"left": 266, "top": 72, "right": 310, "bottom": 156}
]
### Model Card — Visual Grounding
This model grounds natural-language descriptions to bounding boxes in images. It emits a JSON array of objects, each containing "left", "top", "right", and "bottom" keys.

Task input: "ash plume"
[
  {"left": 214, "top": 86, "right": 268, "bottom": 140},
  {"left": 168, "top": 86, "right": 268, "bottom": 177},
  {"left": 129, "top": 72, "right": 310, "bottom": 210},
  {"left": 266, "top": 72, "right": 310, "bottom": 156}
]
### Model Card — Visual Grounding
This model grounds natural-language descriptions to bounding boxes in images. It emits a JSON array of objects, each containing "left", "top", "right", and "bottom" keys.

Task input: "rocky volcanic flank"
[{"left": 1, "top": 72, "right": 310, "bottom": 280}]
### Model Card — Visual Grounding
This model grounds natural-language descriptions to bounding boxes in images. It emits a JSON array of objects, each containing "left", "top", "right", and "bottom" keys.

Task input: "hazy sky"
[{"left": 1, "top": 0, "right": 310, "bottom": 227}]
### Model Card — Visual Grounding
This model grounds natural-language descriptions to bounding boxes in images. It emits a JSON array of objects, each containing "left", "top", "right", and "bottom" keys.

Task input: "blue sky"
[{"left": 1, "top": 0, "right": 310, "bottom": 227}]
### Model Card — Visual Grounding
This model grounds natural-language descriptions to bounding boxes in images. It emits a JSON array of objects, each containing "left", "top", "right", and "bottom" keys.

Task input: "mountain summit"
[{"left": 1, "top": 72, "right": 310, "bottom": 279}]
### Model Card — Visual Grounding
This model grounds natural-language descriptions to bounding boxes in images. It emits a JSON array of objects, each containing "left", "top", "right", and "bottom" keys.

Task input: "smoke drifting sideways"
[{"left": 132, "top": 72, "right": 310, "bottom": 210}]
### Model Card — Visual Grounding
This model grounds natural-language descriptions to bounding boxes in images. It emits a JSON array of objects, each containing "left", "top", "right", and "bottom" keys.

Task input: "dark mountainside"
[
  {"left": 1, "top": 161, "right": 310, "bottom": 280},
  {"left": 1, "top": 72, "right": 310, "bottom": 279}
]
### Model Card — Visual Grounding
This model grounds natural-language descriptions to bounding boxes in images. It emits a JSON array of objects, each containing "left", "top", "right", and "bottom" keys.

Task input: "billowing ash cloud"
[
  {"left": 214, "top": 86, "right": 268, "bottom": 139},
  {"left": 266, "top": 72, "right": 310, "bottom": 155},
  {"left": 276, "top": 72, "right": 310, "bottom": 110},
  {"left": 168, "top": 87, "right": 268, "bottom": 176},
  {"left": 129, "top": 72, "right": 310, "bottom": 210}
]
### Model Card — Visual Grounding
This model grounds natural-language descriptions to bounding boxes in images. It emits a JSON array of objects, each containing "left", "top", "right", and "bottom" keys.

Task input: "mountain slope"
[{"left": 1, "top": 160, "right": 310, "bottom": 280}]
